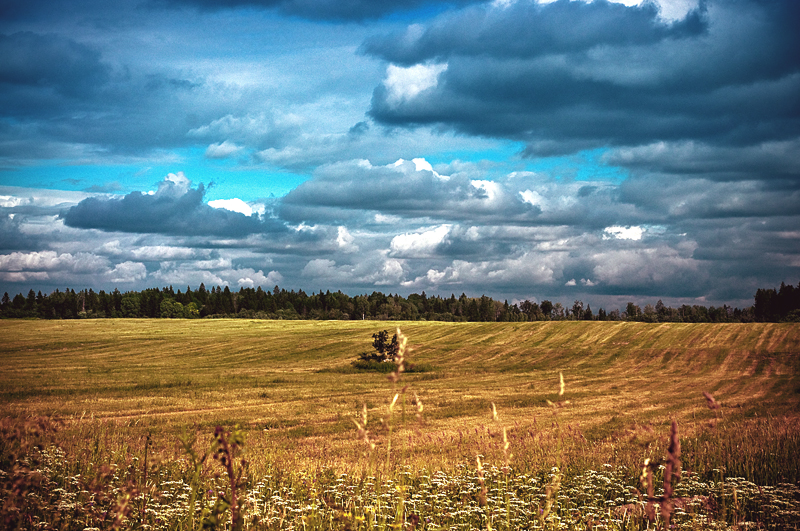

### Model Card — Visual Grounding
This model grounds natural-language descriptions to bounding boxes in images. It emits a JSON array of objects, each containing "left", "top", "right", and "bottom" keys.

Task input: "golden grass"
[
  {"left": 2, "top": 319, "right": 800, "bottom": 530},
  {"left": 1, "top": 319, "right": 798, "bottom": 478}
]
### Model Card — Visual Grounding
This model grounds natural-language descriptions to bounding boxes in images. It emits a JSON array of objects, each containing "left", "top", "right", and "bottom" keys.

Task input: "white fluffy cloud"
[
  {"left": 0, "top": 251, "right": 147, "bottom": 285},
  {"left": 208, "top": 198, "right": 254, "bottom": 216},
  {"left": 237, "top": 269, "right": 283, "bottom": 288},
  {"left": 205, "top": 140, "right": 243, "bottom": 159},
  {"left": 336, "top": 226, "right": 359, "bottom": 253},
  {"left": 151, "top": 267, "right": 226, "bottom": 287},
  {"left": 161, "top": 172, "right": 191, "bottom": 196},
  {"left": 591, "top": 245, "right": 700, "bottom": 288},
  {"left": 0, "top": 271, "right": 51, "bottom": 283},
  {"left": 390, "top": 225, "right": 451, "bottom": 257},
  {"left": 384, "top": 63, "right": 448, "bottom": 106},
  {"left": 604, "top": 226, "right": 645, "bottom": 240},
  {"left": 109, "top": 261, "right": 147, "bottom": 283},
  {"left": 100, "top": 241, "right": 207, "bottom": 261},
  {"left": 402, "top": 252, "right": 560, "bottom": 290},
  {"left": 302, "top": 254, "right": 407, "bottom": 287},
  {"left": 519, "top": 189, "right": 546, "bottom": 209},
  {"left": 151, "top": 259, "right": 282, "bottom": 289},
  {"left": 0, "top": 196, "right": 27, "bottom": 208},
  {"left": 0, "top": 251, "right": 108, "bottom": 274}
]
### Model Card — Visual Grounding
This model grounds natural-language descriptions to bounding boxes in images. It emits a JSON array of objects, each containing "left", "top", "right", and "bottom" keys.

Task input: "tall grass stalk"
[{"left": 177, "top": 429, "right": 208, "bottom": 531}]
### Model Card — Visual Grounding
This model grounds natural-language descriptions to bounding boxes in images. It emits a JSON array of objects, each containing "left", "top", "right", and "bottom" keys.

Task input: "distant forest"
[{"left": 1, "top": 281, "right": 799, "bottom": 323}]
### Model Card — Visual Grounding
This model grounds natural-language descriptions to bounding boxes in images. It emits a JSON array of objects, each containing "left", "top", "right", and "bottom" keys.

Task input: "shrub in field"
[
  {"left": 353, "top": 329, "right": 431, "bottom": 373},
  {"left": 353, "top": 329, "right": 400, "bottom": 373},
  {"left": 351, "top": 359, "right": 397, "bottom": 372},
  {"left": 357, "top": 330, "right": 399, "bottom": 364}
]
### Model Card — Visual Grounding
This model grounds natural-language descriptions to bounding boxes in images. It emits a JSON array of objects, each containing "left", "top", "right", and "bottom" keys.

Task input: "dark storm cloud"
[
  {"left": 278, "top": 159, "right": 531, "bottom": 224},
  {"left": 676, "top": 217, "right": 800, "bottom": 285},
  {"left": 0, "top": 32, "right": 111, "bottom": 120},
  {"left": 155, "top": 0, "right": 484, "bottom": 21},
  {"left": 0, "top": 31, "right": 209, "bottom": 158},
  {"left": 605, "top": 140, "right": 800, "bottom": 181},
  {"left": 366, "top": 0, "right": 800, "bottom": 156},
  {"left": 1, "top": 3, "right": 387, "bottom": 163},
  {"left": 62, "top": 177, "right": 287, "bottom": 237},
  {"left": 618, "top": 175, "right": 800, "bottom": 220},
  {"left": 0, "top": 0, "right": 127, "bottom": 20},
  {"left": 363, "top": 0, "right": 706, "bottom": 65},
  {"left": 0, "top": 215, "right": 41, "bottom": 251},
  {"left": 278, "top": 159, "right": 648, "bottom": 230},
  {"left": 431, "top": 225, "right": 519, "bottom": 259}
]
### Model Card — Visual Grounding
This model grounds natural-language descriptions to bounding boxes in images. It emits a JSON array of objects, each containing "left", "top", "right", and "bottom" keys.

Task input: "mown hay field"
[{"left": 1, "top": 319, "right": 799, "bottom": 529}]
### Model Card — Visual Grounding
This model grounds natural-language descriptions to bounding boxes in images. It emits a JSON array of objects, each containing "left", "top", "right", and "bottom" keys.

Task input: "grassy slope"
[{"left": 1, "top": 319, "right": 798, "bottom": 475}]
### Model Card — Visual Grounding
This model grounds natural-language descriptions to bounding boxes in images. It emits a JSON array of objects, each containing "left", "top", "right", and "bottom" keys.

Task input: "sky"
[{"left": 1, "top": 0, "right": 798, "bottom": 309}]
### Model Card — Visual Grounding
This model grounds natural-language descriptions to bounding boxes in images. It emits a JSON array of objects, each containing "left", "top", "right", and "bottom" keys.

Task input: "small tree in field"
[{"left": 358, "top": 330, "right": 399, "bottom": 363}]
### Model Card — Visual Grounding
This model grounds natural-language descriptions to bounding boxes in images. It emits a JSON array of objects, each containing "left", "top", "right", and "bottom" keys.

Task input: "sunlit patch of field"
[
  {"left": 1, "top": 320, "right": 799, "bottom": 462},
  {"left": 1, "top": 319, "right": 799, "bottom": 529}
]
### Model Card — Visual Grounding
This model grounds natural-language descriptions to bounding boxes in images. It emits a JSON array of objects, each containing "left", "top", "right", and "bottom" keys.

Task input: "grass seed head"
[
  {"left": 502, "top": 427, "right": 512, "bottom": 465},
  {"left": 703, "top": 391, "right": 721, "bottom": 410},
  {"left": 413, "top": 392, "right": 424, "bottom": 421},
  {"left": 387, "top": 328, "right": 409, "bottom": 383}
]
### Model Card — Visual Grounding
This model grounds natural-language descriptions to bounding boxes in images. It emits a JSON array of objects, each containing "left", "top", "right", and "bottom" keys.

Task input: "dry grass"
[
  {"left": 1, "top": 319, "right": 799, "bottom": 529},
  {"left": 1, "top": 320, "right": 799, "bottom": 470}
]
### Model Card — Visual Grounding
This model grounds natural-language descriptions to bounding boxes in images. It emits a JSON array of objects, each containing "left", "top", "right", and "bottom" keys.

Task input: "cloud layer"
[
  {"left": 0, "top": 0, "right": 797, "bottom": 308},
  {"left": 62, "top": 173, "right": 285, "bottom": 237},
  {"left": 367, "top": 0, "right": 800, "bottom": 156}
]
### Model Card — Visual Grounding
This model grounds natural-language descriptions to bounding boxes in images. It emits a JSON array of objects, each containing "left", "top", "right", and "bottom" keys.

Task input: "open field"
[{"left": 1, "top": 319, "right": 800, "bottom": 529}]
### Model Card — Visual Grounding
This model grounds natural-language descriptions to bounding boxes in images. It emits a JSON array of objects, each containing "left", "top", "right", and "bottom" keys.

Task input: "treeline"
[
  {"left": 754, "top": 282, "right": 800, "bottom": 322},
  {"left": 1, "top": 281, "right": 798, "bottom": 322}
]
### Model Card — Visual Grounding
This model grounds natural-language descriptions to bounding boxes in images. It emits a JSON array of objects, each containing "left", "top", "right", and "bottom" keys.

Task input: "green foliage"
[
  {"left": 353, "top": 329, "right": 433, "bottom": 373},
  {"left": 351, "top": 359, "right": 397, "bottom": 372},
  {"left": 160, "top": 298, "right": 182, "bottom": 318},
  {"left": 357, "top": 329, "right": 398, "bottom": 363},
  {"left": 121, "top": 293, "right": 140, "bottom": 317},
  {"left": 6, "top": 280, "right": 797, "bottom": 322},
  {"left": 755, "top": 281, "right": 800, "bottom": 321}
]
